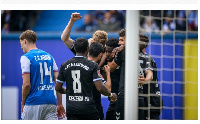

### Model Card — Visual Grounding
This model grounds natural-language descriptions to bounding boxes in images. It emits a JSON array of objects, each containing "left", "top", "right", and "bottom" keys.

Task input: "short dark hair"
[
  {"left": 139, "top": 34, "right": 149, "bottom": 48},
  {"left": 19, "top": 30, "right": 37, "bottom": 44},
  {"left": 89, "top": 42, "right": 104, "bottom": 57},
  {"left": 106, "top": 38, "right": 119, "bottom": 48},
  {"left": 118, "top": 29, "right": 125, "bottom": 37},
  {"left": 74, "top": 37, "right": 89, "bottom": 53}
]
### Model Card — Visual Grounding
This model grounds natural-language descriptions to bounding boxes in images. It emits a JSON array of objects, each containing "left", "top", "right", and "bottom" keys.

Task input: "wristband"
[{"left": 109, "top": 93, "right": 113, "bottom": 98}]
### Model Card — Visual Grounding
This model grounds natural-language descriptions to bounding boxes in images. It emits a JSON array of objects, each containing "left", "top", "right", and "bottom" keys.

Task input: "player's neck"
[
  {"left": 26, "top": 44, "right": 38, "bottom": 53},
  {"left": 88, "top": 56, "right": 98, "bottom": 63},
  {"left": 76, "top": 53, "right": 87, "bottom": 57}
]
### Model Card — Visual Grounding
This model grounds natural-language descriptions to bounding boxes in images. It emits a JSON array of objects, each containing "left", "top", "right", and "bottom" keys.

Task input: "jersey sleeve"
[
  {"left": 70, "top": 40, "right": 76, "bottom": 55},
  {"left": 93, "top": 64, "right": 102, "bottom": 82},
  {"left": 114, "top": 49, "right": 124, "bottom": 66},
  {"left": 53, "top": 58, "right": 58, "bottom": 72},
  {"left": 145, "top": 56, "right": 154, "bottom": 71},
  {"left": 56, "top": 64, "right": 65, "bottom": 83},
  {"left": 20, "top": 56, "right": 30, "bottom": 75}
]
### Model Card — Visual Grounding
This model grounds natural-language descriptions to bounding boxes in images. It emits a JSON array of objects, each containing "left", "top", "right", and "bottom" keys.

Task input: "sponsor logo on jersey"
[
  {"left": 69, "top": 96, "right": 84, "bottom": 101},
  {"left": 38, "top": 85, "right": 53, "bottom": 91},
  {"left": 69, "top": 96, "right": 91, "bottom": 101}
]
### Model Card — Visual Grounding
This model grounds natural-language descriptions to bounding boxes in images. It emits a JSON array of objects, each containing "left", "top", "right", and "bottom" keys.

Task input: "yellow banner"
[{"left": 184, "top": 39, "right": 198, "bottom": 120}]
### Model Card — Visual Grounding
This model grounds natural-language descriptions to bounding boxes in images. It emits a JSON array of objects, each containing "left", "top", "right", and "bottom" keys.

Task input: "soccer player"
[
  {"left": 88, "top": 42, "right": 113, "bottom": 120},
  {"left": 108, "top": 29, "right": 126, "bottom": 120},
  {"left": 55, "top": 37, "right": 117, "bottom": 120},
  {"left": 88, "top": 42, "right": 112, "bottom": 91},
  {"left": 61, "top": 12, "right": 108, "bottom": 119},
  {"left": 108, "top": 29, "right": 153, "bottom": 120},
  {"left": 19, "top": 30, "right": 65, "bottom": 120},
  {"left": 138, "top": 34, "right": 154, "bottom": 120},
  {"left": 105, "top": 38, "right": 121, "bottom": 120},
  {"left": 139, "top": 34, "right": 163, "bottom": 120}
]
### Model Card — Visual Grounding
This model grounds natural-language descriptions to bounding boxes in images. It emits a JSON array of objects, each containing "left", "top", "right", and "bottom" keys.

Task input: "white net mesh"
[{"left": 139, "top": 10, "right": 198, "bottom": 120}]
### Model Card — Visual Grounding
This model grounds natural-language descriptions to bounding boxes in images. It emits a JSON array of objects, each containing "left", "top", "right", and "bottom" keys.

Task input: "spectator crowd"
[{"left": 1, "top": 10, "right": 198, "bottom": 34}]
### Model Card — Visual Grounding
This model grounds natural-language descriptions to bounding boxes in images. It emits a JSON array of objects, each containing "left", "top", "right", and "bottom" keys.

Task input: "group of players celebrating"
[{"left": 20, "top": 12, "right": 162, "bottom": 120}]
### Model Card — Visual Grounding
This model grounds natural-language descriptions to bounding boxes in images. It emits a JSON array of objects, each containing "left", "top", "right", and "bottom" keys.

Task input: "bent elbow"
[
  {"left": 55, "top": 86, "right": 60, "bottom": 91},
  {"left": 61, "top": 35, "right": 65, "bottom": 42},
  {"left": 23, "top": 83, "right": 31, "bottom": 89}
]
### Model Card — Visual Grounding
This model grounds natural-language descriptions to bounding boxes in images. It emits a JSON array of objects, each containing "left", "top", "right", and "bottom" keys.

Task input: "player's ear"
[
  {"left": 91, "top": 39, "right": 94, "bottom": 43},
  {"left": 98, "top": 52, "right": 103, "bottom": 58},
  {"left": 24, "top": 39, "right": 27, "bottom": 44},
  {"left": 86, "top": 46, "right": 89, "bottom": 54}
]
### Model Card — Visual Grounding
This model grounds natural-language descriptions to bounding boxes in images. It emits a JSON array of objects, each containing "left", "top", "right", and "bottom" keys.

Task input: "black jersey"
[
  {"left": 142, "top": 53, "right": 163, "bottom": 116},
  {"left": 138, "top": 51, "right": 154, "bottom": 95},
  {"left": 101, "top": 59, "right": 120, "bottom": 95},
  {"left": 114, "top": 49, "right": 125, "bottom": 99},
  {"left": 70, "top": 43, "right": 104, "bottom": 118},
  {"left": 57, "top": 56, "right": 102, "bottom": 114}
]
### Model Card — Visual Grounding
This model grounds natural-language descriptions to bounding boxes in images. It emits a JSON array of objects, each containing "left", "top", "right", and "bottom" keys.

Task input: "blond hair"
[{"left": 92, "top": 30, "right": 108, "bottom": 46}]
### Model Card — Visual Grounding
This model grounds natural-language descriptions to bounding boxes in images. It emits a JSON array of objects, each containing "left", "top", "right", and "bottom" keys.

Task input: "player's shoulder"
[{"left": 86, "top": 59, "right": 99, "bottom": 67}]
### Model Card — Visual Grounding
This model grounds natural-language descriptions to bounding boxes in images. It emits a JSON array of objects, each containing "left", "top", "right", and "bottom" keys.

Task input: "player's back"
[
  {"left": 22, "top": 49, "right": 56, "bottom": 105},
  {"left": 61, "top": 56, "right": 100, "bottom": 114}
]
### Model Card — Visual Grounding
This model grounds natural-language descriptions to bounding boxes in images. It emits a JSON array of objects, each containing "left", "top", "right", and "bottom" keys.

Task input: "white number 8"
[{"left": 71, "top": 70, "right": 81, "bottom": 93}]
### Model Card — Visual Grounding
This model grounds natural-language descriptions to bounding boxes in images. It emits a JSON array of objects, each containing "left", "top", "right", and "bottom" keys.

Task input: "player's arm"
[
  {"left": 21, "top": 74, "right": 31, "bottom": 114},
  {"left": 55, "top": 81, "right": 66, "bottom": 94},
  {"left": 53, "top": 71, "right": 66, "bottom": 119},
  {"left": 94, "top": 80, "right": 117, "bottom": 102},
  {"left": 20, "top": 56, "right": 31, "bottom": 114},
  {"left": 98, "top": 52, "right": 107, "bottom": 67},
  {"left": 138, "top": 70, "right": 153, "bottom": 85},
  {"left": 61, "top": 13, "right": 82, "bottom": 48},
  {"left": 112, "top": 45, "right": 125, "bottom": 58},
  {"left": 108, "top": 60, "right": 118, "bottom": 72},
  {"left": 55, "top": 64, "right": 66, "bottom": 94},
  {"left": 103, "top": 65, "right": 111, "bottom": 91}
]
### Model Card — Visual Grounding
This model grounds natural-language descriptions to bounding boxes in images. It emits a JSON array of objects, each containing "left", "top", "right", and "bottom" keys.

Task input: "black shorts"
[
  {"left": 138, "top": 96, "right": 145, "bottom": 120},
  {"left": 106, "top": 101, "right": 116, "bottom": 120},
  {"left": 114, "top": 97, "right": 145, "bottom": 120},
  {"left": 66, "top": 112, "right": 99, "bottom": 120},
  {"left": 144, "top": 109, "right": 161, "bottom": 120},
  {"left": 115, "top": 98, "right": 124, "bottom": 120},
  {"left": 96, "top": 104, "right": 104, "bottom": 120}
]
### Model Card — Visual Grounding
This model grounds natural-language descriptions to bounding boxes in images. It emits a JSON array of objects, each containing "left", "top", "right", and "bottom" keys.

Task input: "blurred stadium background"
[{"left": 1, "top": 10, "right": 198, "bottom": 120}]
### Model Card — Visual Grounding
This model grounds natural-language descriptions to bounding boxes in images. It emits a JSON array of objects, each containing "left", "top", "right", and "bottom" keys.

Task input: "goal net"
[{"left": 138, "top": 10, "right": 198, "bottom": 120}]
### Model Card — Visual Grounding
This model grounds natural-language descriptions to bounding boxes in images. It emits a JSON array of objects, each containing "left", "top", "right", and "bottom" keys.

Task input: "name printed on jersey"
[
  {"left": 65, "top": 63, "right": 89, "bottom": 70},
  {"left": 34, "top": 55, "right": 51, "bottom": 61},
  {"left": 69, "top": 96, "right": 90, "bottom": 101}
]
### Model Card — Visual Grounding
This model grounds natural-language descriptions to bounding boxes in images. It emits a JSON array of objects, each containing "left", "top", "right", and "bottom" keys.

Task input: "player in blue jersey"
[{"left": 19, "top": 30, "right": 65, "bottom": 120}]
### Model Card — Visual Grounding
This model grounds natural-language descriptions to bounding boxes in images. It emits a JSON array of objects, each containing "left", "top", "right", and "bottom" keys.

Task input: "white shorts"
[{"left": 21, "top": 104, "right": 57, "bottom": 120}]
